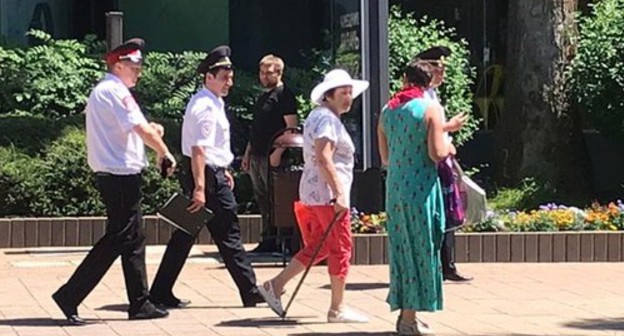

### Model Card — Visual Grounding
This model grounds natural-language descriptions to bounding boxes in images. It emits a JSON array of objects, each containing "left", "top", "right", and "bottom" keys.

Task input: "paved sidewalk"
[{"left": 0, "top": 245, "right": 623, "bottom": 336}]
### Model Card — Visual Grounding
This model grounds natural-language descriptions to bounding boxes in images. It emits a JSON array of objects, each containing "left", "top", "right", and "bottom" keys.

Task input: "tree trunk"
[{"left": 493, "top": 0, "right": 592, "bottom": 199}]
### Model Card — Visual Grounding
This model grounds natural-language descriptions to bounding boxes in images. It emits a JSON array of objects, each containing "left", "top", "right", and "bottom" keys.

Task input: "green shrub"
[
  {"left": 571, "top": 0, "right": 624, "bottom": 141},
  {"left": 27, "top": 127, "right": 181, "bottom": 216},
  {"left": 0, "top": 114, "right": 83, "bottom": 155},
  {"left": 133, "top": 51, "right": 205, "bottom": 121},
  {"left": 388, "top": 6, "right": 478, "bottom": 145},
  {"left": 0, "top": 30, "right": 104, "bottom": 118},
  {"left": 488, "top": 178, "right": 541, "bottom": 211},
  {"left": 0, "top": 147, "right": 43, "bottom": 216},
  {"left": 487, "top": 178, "right": 561, "bottom": 211},
  {"left": 30, "top": 127, "right": 104, "bottom": 216}
]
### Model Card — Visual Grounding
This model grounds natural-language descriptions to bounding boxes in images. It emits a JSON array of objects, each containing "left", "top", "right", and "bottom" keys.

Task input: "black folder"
[{"left": 157, "top": 193, "right": 213, "bottom": 237}]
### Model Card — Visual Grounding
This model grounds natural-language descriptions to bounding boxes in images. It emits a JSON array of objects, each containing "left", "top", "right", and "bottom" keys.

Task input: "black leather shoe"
[
  {"left": 242, "top": 288, "right": 266, "bottom": 307},
  {"left": 151, "top": 296, "right": 191, "bottom": 309},
  {"left": 128, "top": 301, "right": 169, "bottom": 320},
  {"left": 52, "top": 292, "right": 86, "bottom": 326},
  {"left": 249, "top": 242, "right": 280, "bottom": 254},
  {"left": 444, "top": 272, "right": 473, "bottom": 282}
]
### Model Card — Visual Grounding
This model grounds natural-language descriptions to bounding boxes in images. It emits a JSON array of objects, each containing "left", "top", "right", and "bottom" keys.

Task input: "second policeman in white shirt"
[{"left": 150, "top": 46, "right": 265, "bottom": 308}]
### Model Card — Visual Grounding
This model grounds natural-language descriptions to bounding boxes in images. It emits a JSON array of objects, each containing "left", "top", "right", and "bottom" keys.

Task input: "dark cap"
[
  {"left": 196, "top": 45, "right": 233, "bottom": 75},
  {"left": 105, "top": 38, "right": 145, "bottom": 66},
  {"left": 413, "top": 46, "right": 451, "bottom": 62}
]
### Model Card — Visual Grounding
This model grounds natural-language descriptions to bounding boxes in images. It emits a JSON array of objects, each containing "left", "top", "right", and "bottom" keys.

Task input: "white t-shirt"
[
  {"left": 181, "top": 88, "right": 234, "bottom": 167},
  {"left": 425, "top": 88, "right": 451, "bottom": 144},
  {"left": 86, "top": 73, "right": 148, "bottom": 175},
  {"left": 299, "top": 106, "right": 355, "bottom": 206}
]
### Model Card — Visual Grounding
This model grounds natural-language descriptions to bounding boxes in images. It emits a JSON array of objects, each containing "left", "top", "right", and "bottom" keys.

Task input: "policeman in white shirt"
[
  {"left": 150, "top": 46, "right": 265, "bottom": 308},
  {"left": 415, "top": 46, "right": 471, "bottom": 282},
  {"left": 52, "top": 38, "right": 175, "bottom": 324}
]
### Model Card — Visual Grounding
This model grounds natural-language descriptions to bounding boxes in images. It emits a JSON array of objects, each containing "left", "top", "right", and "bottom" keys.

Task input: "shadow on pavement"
[
  {"left": 217, "top": 316, "right": 318, "bottom": 327},
  {"left": 4, "top": 248, "right": 89, "bottom": 255},
  {"left": 97, "top": 303, "right": 246, "bottom": 311},
  {"left": 0, "top": 317, "right": 101, "bottom": 327},
  {"left": 563, "top": 317, "right": 624, "bottom": 331},
  {"left": 319, "top": 282, "right": 388, "bottom": 291},
  {"left": 96, "top": 304, "right": 127, "bottom": 312},
  {"left": 289, "top": 333, "right": 394, "bottom": 336},
  {"left": 179, "top": 305, "right": 248, "bottom": 309},
  {"left": 194, "top": 251, "right": 295, "bottom": 266}
]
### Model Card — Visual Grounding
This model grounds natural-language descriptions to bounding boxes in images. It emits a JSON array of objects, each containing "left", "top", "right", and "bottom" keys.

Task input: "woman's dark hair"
[
  {"left": 322, "top": 87, "right": 338, "bottom": 102},
  {"left": 403, "top": 60, "right": 432, "bottom": 88}
]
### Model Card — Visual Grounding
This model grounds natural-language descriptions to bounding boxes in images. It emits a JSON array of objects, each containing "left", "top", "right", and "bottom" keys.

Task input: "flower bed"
[
  {"left": 350, "top": 201, "right": 624, "bottom": 233},
  {"left": 350, "top": 208, "right": 387, "bottom": 233}
]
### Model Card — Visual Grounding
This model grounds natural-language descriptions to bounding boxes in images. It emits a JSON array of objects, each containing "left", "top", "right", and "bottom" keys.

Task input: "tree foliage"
[
  {"left": 388, "top": 6, "right": 478, "bottom": 145},
  {"left": 133, "top": 51, "right": 205, "bottom": 120},
  {"left": 571, "top": 0, "right": 624, "bottom": 141},
  {"left": 0, "top": 30, "right": 104, "bottom": 117}
]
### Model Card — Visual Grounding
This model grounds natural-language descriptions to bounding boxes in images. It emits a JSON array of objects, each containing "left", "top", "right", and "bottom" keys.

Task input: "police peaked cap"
[
  {"left": 414, "top": 46, "right": 452, "bottom": 61},
  {"left": 196, "top": 45, "right": 233, "bottom": 75},
  {"left": 105, "top": 38, "right": 145, "bottom": 65}
]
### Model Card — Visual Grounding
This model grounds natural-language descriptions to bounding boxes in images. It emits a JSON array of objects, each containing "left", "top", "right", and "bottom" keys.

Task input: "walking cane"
[{"left": 281, "top": 209, "right": 344, "bottom": 319}]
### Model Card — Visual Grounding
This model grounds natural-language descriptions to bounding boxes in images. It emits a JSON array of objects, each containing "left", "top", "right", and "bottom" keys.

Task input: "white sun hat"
[{"left": 310, "top": 69, "right": 370, "bottom": 105}]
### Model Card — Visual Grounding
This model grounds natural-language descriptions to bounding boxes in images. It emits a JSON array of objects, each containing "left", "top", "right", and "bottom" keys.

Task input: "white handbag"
[{"left": 452, "top": 159, "right": 488, "bottom": 226}]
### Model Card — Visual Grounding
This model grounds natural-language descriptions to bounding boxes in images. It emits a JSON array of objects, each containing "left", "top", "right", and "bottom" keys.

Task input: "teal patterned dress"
[{"left": 381, "top": 98, "right": 445, "bottom": 312}]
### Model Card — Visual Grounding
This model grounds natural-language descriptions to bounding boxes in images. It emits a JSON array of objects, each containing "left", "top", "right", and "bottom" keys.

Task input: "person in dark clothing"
[
  {"left": 415, "top": 46, "right": 472, "bottom": 282},
  {"left": 242, "top": 54, "right": 298, "bottom": 253}
]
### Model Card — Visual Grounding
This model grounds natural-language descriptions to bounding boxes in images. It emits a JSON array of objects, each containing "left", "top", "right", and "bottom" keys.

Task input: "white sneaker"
[
  {"left": 397, "top": 318, "right": 436, "bottom": 335},
  {"left": 257, "top": 281, "right": 283, "bottom": 317},
  {"left": 327, "top": 307, "right": 369, "bottom": 323}
]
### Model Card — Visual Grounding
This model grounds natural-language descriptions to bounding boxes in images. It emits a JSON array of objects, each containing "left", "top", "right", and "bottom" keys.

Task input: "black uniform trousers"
[
  {"left": 54, "top": 173, "right": 149, "bottom": 314},
  {"left": 150, "top": 159, "right": 258, "bottom": 304},
  {"left": 441, "top": 229, "right": 457, "bottom": 275}
]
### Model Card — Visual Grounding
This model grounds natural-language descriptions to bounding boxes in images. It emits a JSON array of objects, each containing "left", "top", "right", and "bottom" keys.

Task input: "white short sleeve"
[
  {"left": 108, "top": 87, "right": 147, "bottom": 131},
  {"left": 193, "top": 106, "right": 217, "bottom": 147},
  {"left": 311, "top": 115, "right": 338, "bottom": 143}
]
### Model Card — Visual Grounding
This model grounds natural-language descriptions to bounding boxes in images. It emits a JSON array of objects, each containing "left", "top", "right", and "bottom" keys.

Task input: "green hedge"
[
  {"left": 0, "top": 147, "right": 42, "bottom": 216},
  {"left": 0, "top": 115, "right": 256, "bottom": 216}
]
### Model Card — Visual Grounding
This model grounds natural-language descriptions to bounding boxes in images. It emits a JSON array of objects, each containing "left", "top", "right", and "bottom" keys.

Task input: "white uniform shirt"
[
  {"left": 181, "top": 88, "right": 234, "bottom": 167},
  {"left": 86, "top": 73, "right": 148, "bottom": 175},
  {"left": 425, "top": 88, "right": 451, "bottom": 144},
  {"left": 299, "top": 106, "right": 355, "bottom": 206}
]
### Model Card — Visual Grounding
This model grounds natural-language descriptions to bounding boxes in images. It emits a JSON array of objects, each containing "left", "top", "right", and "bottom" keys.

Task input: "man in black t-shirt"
[{"left": 242, "top": 54, "right": 298, "bottom": 253}]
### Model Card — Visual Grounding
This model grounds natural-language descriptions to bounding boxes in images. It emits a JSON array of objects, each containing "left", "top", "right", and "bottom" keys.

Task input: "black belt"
[
  {"left": 207, "top": 165, "right": 227, "bottom": 172},
  {"left": 94, "top": 172, "right": 141, "bottom": 177},
  {"left": 181, "top": 157, "right": 227, "bottom": 173}
]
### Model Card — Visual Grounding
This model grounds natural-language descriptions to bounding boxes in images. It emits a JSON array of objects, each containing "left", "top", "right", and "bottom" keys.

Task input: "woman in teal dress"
[{"left": 377, "top": 59, "right": 452, "bottom": 335}]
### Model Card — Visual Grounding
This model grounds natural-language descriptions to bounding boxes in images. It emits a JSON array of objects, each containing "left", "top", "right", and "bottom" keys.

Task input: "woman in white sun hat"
[{"left": 258, "top": 69, "right": 369, "bottom": 323}]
